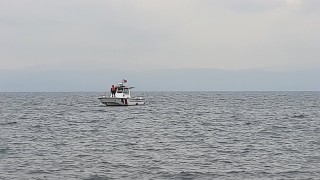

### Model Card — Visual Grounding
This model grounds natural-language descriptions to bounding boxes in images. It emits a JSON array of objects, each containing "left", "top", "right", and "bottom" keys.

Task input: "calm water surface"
[{"left": 0, "top": 92, "right": 320, "bottom": 179}]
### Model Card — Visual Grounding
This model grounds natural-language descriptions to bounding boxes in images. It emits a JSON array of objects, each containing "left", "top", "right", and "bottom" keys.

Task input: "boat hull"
[{"left": 98, "top": 97, "right": 145, "bottom": 106}]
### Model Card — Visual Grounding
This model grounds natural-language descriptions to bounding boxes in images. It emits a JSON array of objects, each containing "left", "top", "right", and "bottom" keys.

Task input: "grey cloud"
[{"left": 0, "top": 0, "right": 319, "bottom": 71}]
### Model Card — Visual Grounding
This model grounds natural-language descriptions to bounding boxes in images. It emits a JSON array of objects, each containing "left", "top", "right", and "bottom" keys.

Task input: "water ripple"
[{"left": 0, "top": 92, "right": 320, "bottom": 179}]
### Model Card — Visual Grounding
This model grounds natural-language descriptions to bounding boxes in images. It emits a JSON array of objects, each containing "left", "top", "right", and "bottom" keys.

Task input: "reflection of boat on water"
[{"left": 98, "top": 79, "right": 145, "bottom": 106}]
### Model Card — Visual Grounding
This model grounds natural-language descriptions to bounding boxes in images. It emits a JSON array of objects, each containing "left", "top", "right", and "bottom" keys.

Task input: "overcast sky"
[{"left": 1, "top": 0, "right": 319, "bottom": 72}]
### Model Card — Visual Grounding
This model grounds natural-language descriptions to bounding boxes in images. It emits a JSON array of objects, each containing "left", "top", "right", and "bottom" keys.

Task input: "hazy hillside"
[{"left": 1, "top": 68, "right": 319, "bottom": 92}]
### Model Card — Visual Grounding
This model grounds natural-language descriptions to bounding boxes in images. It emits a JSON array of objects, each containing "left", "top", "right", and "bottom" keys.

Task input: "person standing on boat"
[{"left": 110, "top": 85, "right": 116, "bottom": 97}]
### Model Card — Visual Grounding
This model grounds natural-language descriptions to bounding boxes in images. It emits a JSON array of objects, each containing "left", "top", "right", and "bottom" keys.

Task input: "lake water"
[{"left": 1, "top": 92, "right": 320, "bottom": 179}]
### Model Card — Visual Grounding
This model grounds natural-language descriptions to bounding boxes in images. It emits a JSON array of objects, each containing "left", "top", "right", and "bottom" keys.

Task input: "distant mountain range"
[{"left": 1, "top": 68, "right": 319, "bottom": 92}]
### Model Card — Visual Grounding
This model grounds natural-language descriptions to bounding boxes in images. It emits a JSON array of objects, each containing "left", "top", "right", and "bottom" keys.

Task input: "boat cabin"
[{"left": 111, "top": 83, "right": 134, "bottom": 98}]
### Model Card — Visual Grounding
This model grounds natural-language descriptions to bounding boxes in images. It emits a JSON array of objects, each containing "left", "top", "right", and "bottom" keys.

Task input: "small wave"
[
  {"left": 292, "top": 114, "right": 306, "bottom": 118},
  {"left": 93, "top": 109, "right": 106, "bottom": 112},
  {"left": 27, "top": 170, "right": 51, "bottom": 174},
  {"left": 0, "top": 147, "right": 9, "bottom": 154},
  {"left": 272, "top": 125, "right": 288, "bottom": 129},
  {"left": 19, "top": 115, "right": 29, "bottom": 119},
  {"left": 76, "top": 154, "right": 91, "bottom": 157},
  {"left": 0, "top": 121, "right": 17, "bottom": 125},
  {"left": 160, "top": 171, "right": 218, "bottom": 180},
  {"left": 84, "top": 175, "right": 111, "bottom": 180}
]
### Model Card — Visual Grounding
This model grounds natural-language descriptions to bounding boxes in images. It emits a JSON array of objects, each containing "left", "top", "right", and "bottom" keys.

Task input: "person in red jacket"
[{"left": 110, "top": 85, "right": 116, "bottom": 97}]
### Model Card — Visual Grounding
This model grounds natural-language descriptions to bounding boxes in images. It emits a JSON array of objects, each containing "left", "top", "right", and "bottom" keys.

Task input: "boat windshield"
[
  {"left": 123, "top": 88, "right": 129, "bottom": 94},
  {"left": 117, "top": 87, "right": 123, "bottom": 93}
]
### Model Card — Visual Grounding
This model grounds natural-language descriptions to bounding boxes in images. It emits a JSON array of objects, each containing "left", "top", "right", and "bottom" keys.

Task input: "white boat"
[{"left": 98, "top": 79, "right": 145, "bottom": 106}]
